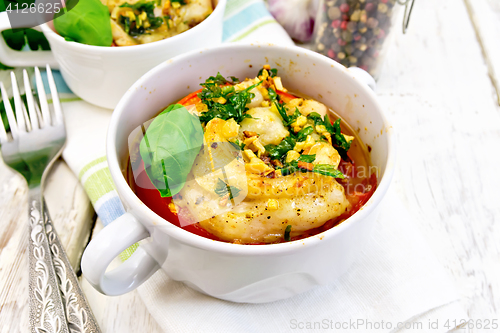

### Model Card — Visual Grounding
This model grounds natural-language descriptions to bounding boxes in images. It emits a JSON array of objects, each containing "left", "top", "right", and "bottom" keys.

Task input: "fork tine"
[
  {"left": 34, "top": 67, "right": 51, "bottom": 128},
  {"left": 45, "top": 65, "right": 63, "bottom": 125},
  {"left": 0, "top": 81, "right": 19, "bottom": 139},
  {"left": 11, "top": 72, "right": 27, "bottom": 133},
  {"left": 23, "top": 69, "right": 39, "bottom": 131},
  {"left": 0, "top": 107, "right": 7, "bottom": 144}
]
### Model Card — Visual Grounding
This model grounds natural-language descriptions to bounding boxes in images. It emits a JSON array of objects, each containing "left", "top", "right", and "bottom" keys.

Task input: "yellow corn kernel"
[
  {"left": 261, "top": 69, "right": 269, "bottom": 79},
  {"left": 243, "top": 149, "right": 257, "bottom": 162},
  {"left": 222, "top": 119, "right": 239, "bottom": 139},
  {"left": 303, "top": 135, "right": 316, "bottom": 149},
  {"left": 138, "top": 12, "right": 147, "bottom": 21},
  {"left": 266, "top": 199, "right": 279, "bottom": 210},
  {"left": 315, "top": 124, "right": 327, "bottom": 134},
  {"left": 259, "top": 86, "right": 270, "bottom": 100},
  {"left": 343, "top": 134, "right": 355, "bottom": 143},
  {"left": 163, "top": 0, "right": 171, "bottom": 11},
  {"left": 217, "top": 97, "right": 227, "bottom": 104},
  {"left": 294, "top": 141, "right": 306, "bottom": 152},
  {"left": 261, "top": 100, "right": 270, "bottom": 107},
  {"left": 168, "top": 203, "right": 177, "bottom": 214},
  {"left": 263, "top": 64, "right": 271, "bottom": 70},
  {"left": 270, "top": 103, "right": 279, "bottom": 115},
  {"left": 123, "top": 10, "right": 136, "bottom": 20},
  {"left": 172, "top": 1, "right": 180, "bottom": 8},
  {"left": 286, "top": 150, "right": 301, "bottom": 163},
  {"left": 244, "top": 136, "right": 257, "bottom": 148},
  {"left": 254, "top": 138, "right": 266, "bottom": 157},
  {"left": 196, "top": 103, "right": 208, "bottom": 113},
  {"left": 291, "top": 115, "right": 307, "bottom": 129},
  {"left": 323, "top": 132, "right": 332, "bottom": 145},
  {"left": 244, "top": 137, "right": 266, "bottom": 157},
  {"left": 111, "top": 7, "right": 120, "bottom": 19},
  {"left": 273, "top": 77, "right": 285, "bottom": 91},
  {"left": 245, "top": 161, "right": 272, "bottom": 174}
]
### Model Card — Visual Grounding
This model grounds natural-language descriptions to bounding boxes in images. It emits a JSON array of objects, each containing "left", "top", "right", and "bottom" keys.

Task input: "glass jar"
[{"left": 312, "top": 0, "right": 414, "bottom": 79}]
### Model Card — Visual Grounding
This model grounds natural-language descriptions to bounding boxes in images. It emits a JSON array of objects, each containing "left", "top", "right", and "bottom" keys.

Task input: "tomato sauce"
[{"left": 125, "top": 88, "right": 377, "bottom": 244}]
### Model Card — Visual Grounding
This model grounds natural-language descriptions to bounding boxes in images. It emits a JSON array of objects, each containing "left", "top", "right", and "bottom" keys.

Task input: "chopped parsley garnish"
[
  {"left": 274, "top": 100, "right": 290, "bottom": 126},
  {"left": 312, "top": 164, "right": 345, "bottom": 178},
  {"left": 198, "top": 73, "right": 262, "bottom": 123},
  {"left": 284, "top": 225, "right": 292, "bottom": 241},
  {"left": 258, "top": 67, "right": 278, "bottom": 78},
  {"left": 214, "top": 178, "right": 241, "bottom": 200},
  {"left": 264, "top": 136, "right": 296, "bottom": 160},
  {"left": 307, "top": 112, "right": 352, "bottom": 158},
  {"left": 297, "top": 154, "right": 316, "bottom": 163},
  {"left": 267, "top": 87, "right": 278, "bottom": 101},
  {"left": 296, "top": 126, "right": 313, "bottom": 142},
  {"left": 171, "top": 0, "right": 188, "bottom": 4},
  {"left": 229, "top": 139, "right": 245, "bottom": 151},
  {"left": 119, "top": 1, "right": 163, "bottom": 35},
  {"left": 276, "top": 154, "right": 345, "bottom": 179}
]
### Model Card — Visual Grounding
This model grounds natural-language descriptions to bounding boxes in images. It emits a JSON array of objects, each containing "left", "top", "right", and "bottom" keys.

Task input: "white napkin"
[{"left": 137, "top": 185, "right": 467, "bottom": 333}]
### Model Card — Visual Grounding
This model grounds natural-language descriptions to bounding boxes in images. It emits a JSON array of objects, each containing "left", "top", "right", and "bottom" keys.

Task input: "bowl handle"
[
  {"left": 348, "top": 66, "right": 377, "bottom": 91},
  {"left": 0, "top": 12, "right": 58, "bottom": 68},
  {"left": 81, "top": 212, "right": 160, "bottom": 296}
]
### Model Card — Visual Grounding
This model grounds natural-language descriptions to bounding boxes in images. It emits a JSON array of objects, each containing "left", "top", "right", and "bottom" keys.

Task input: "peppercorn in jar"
[{"left": 312, "top": 0, "right": 414, "bottom": 79}]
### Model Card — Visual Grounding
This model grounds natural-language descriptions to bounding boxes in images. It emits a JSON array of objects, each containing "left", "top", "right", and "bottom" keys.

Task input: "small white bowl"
[
  {"left": 0, "top": 0, "right": 226, "bottom": 109},
  {"left": 81, "top": 44, "right": 395, "bottom": 303}
]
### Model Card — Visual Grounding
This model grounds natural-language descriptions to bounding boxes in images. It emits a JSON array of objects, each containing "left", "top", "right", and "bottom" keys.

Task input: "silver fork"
[{"left": 0, "top": 66, "right": 101, "bottom": 333}]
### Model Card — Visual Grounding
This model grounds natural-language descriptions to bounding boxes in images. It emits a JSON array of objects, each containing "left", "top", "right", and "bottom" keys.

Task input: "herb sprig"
[{"left": 198, "top": 73, "right": 261, "bottom": 123}]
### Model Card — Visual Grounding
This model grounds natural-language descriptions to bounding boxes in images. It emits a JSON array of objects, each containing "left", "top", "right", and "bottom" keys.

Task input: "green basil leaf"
[
  {"left": 140, "top": 104, "right": 204, "bottom": 197},
  {"left": 54, "top": 0, "right": 112, "bottom": 46},
  {"left": 312, "top": 164, "right": 345, "bottom": 179}
]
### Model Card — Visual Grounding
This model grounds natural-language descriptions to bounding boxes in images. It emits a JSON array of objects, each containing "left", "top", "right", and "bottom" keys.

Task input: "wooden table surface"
[{"left": 1, "top": 0, "right": 500, "bottom": 331}]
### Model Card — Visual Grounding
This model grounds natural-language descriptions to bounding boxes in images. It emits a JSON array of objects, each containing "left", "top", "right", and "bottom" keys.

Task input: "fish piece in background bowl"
[
  {"left": 105, "top": 0, "right": 214, "bottom": 46},
  {"left": 0, "top": 0, "right": 226, "bottom": 109}
]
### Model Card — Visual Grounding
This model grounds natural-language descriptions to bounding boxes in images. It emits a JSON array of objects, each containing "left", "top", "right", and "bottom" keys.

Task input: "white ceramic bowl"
[
  {"left": 0, "top": 0, "right": 226, "bottom": 109},
  {"left": 81, "top": 44, "right": 395, "bottom": 303}
]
